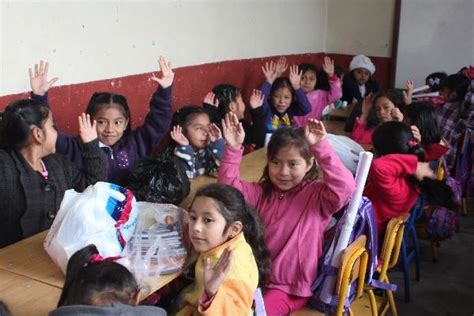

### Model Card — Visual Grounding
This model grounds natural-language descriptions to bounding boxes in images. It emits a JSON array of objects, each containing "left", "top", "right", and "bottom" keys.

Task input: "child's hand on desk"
[
  {"left": 209, "top": 123, "right": 222, "bottom": 143},
  {"left": 222, "top": 112, "right": 245, "bottom": 149},
  {"left": 203, "top": 248, "right": 233, "bottom": 298},
  {"left": 171, "top": 125, "right": 190, "bottom": 146},
  {"left": 305, "top": 119, "right": 327, "bottom": 145},
  {"left": 29, "top": 60, "right": 59, "bottom": 96},
  {"left": 249, "top": 89, "right": 264, "bottom": 109}
]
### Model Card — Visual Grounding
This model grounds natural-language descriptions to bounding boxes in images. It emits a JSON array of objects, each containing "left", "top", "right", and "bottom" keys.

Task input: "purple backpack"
[{"left": 310, "top": 197, "right": 396, "bottom": 313}]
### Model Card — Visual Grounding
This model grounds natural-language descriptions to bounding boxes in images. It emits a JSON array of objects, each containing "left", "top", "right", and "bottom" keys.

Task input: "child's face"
[
  {"left": 268, "top": 145, "right": 313, "bottom": 192},
  {"left": 300, "top": 70, "right": 317, "bottom": 93},
  {"left": 353, "top": 68, "right": 371, "bottom": 85},
  {"left": 375, "top": 96, "right": 396, "bottom": 123},
  {"left": 230, "top": 94, "right": 246, "bottom": 119},
  {"left": 185, "top": 113, "right": 210, "bottom": 150},
  {"left": 94, "top": 105, "right": 129, "bottom": 146},
  {"left": 188, "top": 196, "right": 233, "bottom": 252},
  {"left": 439, "top": 88, "right": 455, "bottom": 102},
  {"left": 271, "top": 87, "right": 293, "bottom": 114}
]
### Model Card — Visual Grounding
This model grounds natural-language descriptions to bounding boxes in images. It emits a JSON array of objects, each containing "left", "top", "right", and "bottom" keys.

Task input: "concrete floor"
[{"left": 391, "top": 206, "right": 474, "bottom": 316}]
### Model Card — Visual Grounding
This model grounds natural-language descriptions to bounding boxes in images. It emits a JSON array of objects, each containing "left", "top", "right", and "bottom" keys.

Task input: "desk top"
[{"left": 0, "top": 269, "right": 62, "bottom": 316}]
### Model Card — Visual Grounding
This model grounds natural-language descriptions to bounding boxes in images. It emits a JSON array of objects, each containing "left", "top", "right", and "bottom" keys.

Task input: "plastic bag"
[
  {"left": 127, "top": 149, "right": 190, "bottom": 205},
  {"left": 44, "top": 182, "right": 138, "bottom": 273},
  {"left": 121, "top": 202, "right": 187, "bottom": 282},
  {"left": 326, "top": 133, "right": 365, "bottom": 174}
]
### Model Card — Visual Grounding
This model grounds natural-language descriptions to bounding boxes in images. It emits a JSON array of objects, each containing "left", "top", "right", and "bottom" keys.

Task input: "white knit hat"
[{"left": 349, "top": 54, "right": 376, "bottom": 75}]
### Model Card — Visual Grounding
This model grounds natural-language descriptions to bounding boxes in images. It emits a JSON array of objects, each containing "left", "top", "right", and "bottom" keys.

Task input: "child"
[
  {"left": 170, "top": 105, "right": 224, "bottom": 179},
  {"left": 351, "top": 89, "right": 405, "bottom": 144},
  {"left": 203, "top": 85, "right": 265, "bottom": 150},
  {"left": 364, "top": 122, "right": 455, "bottom": 236},
  {"left": 260, "top": 59, "right": 311, "bottom": 135},
  {"left": 293, "top": 57, "right": 343, "bottom": 126},
  {"left": 50, "top": 245, "right": 166, "bottom": 315},
  {"left": 29, "top": 58, "right": 174, "bottom": 186},
  {"left": 0, "top": 99, "right": 107, "bottom": 248},
  {"left": 176, "top": 183, "right": 270, "bottom": 315},
  {"left": 343, "top": 54, "right": 380, "bottom": 132},
  {"left": 218, "top": 112, "right": 356, "bottom": 314}
]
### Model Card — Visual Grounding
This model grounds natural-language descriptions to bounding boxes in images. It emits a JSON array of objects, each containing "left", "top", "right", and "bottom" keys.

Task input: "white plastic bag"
[
  {"left": 326, "top": 133, "right": 365, "bottom": 174},
  {"left": 44, "top": 182, "right": 138, "bottom": 273}
]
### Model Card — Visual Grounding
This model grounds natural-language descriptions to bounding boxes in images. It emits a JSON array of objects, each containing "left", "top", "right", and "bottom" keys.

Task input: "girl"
[
  {"left": 218, "top": 112, "right": 356, "bottom": 314},
  {"left": 203, "top": 85, "right": 265, "bottom": 150},
  {"left": 293, "top": 57, "right": 343, "bottom": 126},
  {"left": 170, "top": 106, "right": 224, "bottom": 180},
  {"left": 50, "top": 245, "right": 166, "bottom": 315},
  {"left": 364, "top": 122, "right": 455, "bottom": 235},
  {"left": 0, "top": 99, "right": 106, "bottom": 247},
  {"left": 30, "top": 58, "right": 174, "bottom": 186},
  {"left": 260, "top": 59, "right": 311, "bottom": 135},
  {"left": 176, "top": 183, "right": 270, "bottom": 315},
  {"left": 351, "top": 89, "right": 405, "bottom": 144},
  {"left": 343, "top": 54, "right": 380, "bottom": 132}
]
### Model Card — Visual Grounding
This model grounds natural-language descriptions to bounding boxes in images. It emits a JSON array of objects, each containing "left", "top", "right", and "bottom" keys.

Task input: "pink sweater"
[
  {"left": 351, "top": 117, "right": 376, "bottom": 144},
  {"left": 293, "top": 77, "right": 342, "bottom": 127},
  {"left": 218, "top": 140, "right": 356, "bottom": 297}
]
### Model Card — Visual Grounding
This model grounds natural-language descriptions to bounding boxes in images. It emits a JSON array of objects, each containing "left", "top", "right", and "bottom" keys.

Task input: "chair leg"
[
  {"left": 367, "top": 290, "right": 379, "bottom": 316},
  {"left": 384, "top": 276, "right": 398, "bottom": 316},
  {"left": 412, "top": 227, "right": 421, "bottom": 281},
  {"left": 462, "top": 198, "right": 468, "bottom": 216},
  {"left": 430, "top": 239, "right": 439, "bottom": 262},
  {"left": 401, "top": 239, "right": 410, "bottom": 302}
]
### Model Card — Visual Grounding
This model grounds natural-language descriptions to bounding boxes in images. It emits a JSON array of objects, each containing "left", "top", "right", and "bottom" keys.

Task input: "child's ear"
[
  {"left": 228, "top": 101, "right": 237, "bottom": 113},
  {"left": 306, "top": 157, "right": 315, "bottom": 173},
  {"left": 31, "top": 126, "right": 44, "bottom": 144},
  {"left": 124, "top": 118, "right": 130, "bottom": 131},
  {"left": 228, "top": 221, "right": 243, "bottom": 238}
]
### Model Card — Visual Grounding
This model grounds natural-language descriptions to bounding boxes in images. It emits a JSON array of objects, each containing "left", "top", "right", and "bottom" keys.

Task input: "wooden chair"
[
  {"left": 291, "top": 235, "right": 369, "bottom": 316},
  {"left": 359, "top": 213, "right": 409, "bottom": 316}
]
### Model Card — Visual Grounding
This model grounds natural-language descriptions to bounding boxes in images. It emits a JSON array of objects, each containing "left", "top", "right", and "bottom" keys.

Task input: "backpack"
[{"left": 309, "top": 197, "right": 396, "bottom": 313}]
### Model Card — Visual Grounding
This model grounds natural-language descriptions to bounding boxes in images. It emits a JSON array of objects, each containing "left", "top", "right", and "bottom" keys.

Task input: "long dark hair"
[
  {"left": 373, "top": 122, "right": 455, "bottom": 209},
  {"left": 298, "top": 63, "right": 330, "bottom": 91},
  {"left": 194, "top": 183, "right": 271, "bottom": 290},
  {"left": 0, "top": 99, "right": 49, "bottom": 150},
  {"left": 260, "top": 127, "right": 318, "bottom": 196},
  {"left": 57, "top": 245, "right": 139, "bottom": 307},
  {"left": 86, "top": 92, "right": 131, "bottom": 134},
  {"left": 211, "top": 84, "right": 241, "bottom": 123},
  {"left": 439, "top": 74, "right": 470, "bottom": 102},
  {"left": 404, "top": 102, "right": 442, "bottom": 147}
]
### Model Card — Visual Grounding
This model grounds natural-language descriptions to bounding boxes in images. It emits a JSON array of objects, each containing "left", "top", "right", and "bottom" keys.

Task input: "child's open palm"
[
  {"left": 262, "top": 61, "right": 277, "bottom": 84},
  {"left": 170, "top": 125, "right": 189, "bottom": 146},
  {"left": 275, "top": 56, "right": 288, "bottom": 77},
  {"left": 249, "top": 89, "right": 264, "bottom": 109},
  {"left": 209, "top": 123, "right": 222, "bottom": 143},
  {"left": 203, "top": 92, "right": 218, "bottom": 107},
  {"left": 29, "top": 60, "right": 59, "bottom": 96},
  {"left": 203, "top": 248, "right": 233, "bottom": 298},
  {"left": 222, "top": 112, "right": 245, "bottom": 149},
  {"left": 322, "top": 56, "right": 335, "bottom": 77},
  {"left": 78, "top": 113, "right": 98, "bottom": 144},
  {"left": 361, "top": 93, "right": 374, "bottom": 120},
  {"left": 289, "top": 65, "right": 302, "bottom": 90},
  {"left": 150, "top": 56, "right": 175, "bottom": 88},
  {"left": 403, "top": 80, "right": 414, "bottom": 105},
  {"left": 305, "top": 119, "right": 327, "bottom": 145}
]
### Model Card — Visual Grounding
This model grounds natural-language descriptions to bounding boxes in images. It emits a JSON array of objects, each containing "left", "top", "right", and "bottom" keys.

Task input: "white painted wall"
[
  {"left": 395, "top": 0, "right": 474, "bottom": 88},
  {"left": 326, "top": 0, "right": 395, "bottom": 58},
  {"left": 0, "top": 0, "right": 327, "bottom": 95}
]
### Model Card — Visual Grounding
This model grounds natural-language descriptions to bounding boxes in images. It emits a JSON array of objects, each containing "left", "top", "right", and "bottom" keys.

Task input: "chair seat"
[
  {"left": 351, "top": 294, "right": 386, "bottom": 315},
  {"left": 291, "top": 307, "right": 325, "bottom": 316}
]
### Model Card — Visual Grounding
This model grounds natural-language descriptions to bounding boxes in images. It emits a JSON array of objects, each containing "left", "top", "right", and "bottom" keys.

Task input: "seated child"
[
  {"left": 414, "top": 72, "right": 447, "bottom": 110},
  {"left": 293, "top": 56, "right": 343, "bottom": 126},
  {"left": 50, "top": 245, "right": 167, "bottom": 315},
  {"left": 29, "top": 58, "right": 174, "bottom": 186},
  {"left": 170, "top": 106, "right": 224, "bottom": 179},
  {"left": 218, "top": 112, "right": 355, "bottom": 315},
  {"left": 343, "top": 54, "right": 380, "bottom": 132},
  {"left": 176, "top": 183, "right": 270, "bottom": 315},
  {"left": 203, "top": 84, "right": 265, "bottom": 150}
]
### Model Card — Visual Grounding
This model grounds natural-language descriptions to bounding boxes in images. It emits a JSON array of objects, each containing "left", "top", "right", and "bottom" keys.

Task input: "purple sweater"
[
  {"left": 218, "top": 140, "right": 356, "bottom": 297},
  {"left": 33, "top": 86, "right": 172, "bottom": 186}
]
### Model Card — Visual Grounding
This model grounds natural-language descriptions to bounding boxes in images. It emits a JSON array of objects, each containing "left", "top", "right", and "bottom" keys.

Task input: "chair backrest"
[
  {"left": 378, "top": 213, "right": 409, "bottom": 281},
  {"left": 335, "top": 235, "right": 368, "bottom": 316}
]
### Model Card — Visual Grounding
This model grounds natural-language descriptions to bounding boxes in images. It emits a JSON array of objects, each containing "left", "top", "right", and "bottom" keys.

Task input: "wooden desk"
[{"left": 0, "top": 269, "right": 61, "bottom": 316}]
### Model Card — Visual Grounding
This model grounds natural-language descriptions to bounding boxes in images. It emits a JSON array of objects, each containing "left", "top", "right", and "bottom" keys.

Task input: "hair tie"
[
  {"left": 89, "top": 253, "right": 122, "bottom": 264},
  {"left": 407, "top": 140, "right": 418, "bottom": 148}
]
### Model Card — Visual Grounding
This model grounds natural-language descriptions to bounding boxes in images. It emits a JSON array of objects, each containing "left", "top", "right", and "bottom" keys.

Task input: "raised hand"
[
  {"left": 249, "top": 89, "right": 264, "bottom": 109},
  {"left": 170, "top": 125, "right": 189, "bottom": 146},
  {"left": 149, "top": 56, "right": 175, "bottom": 88},
  {"left": 411, "top": 125, "right": 422, "bottom": 143},
  {"left": 203, "top": 92, "right": 218, "bottom": 107},
  {"left": 209, "top": 123, "right": 222, "bottom": 143},
  {"left": 403, "top": 80, "right": 415, "bottom": 105},
  {"left": 289, "top": 65, "right": 302, "bottom": 90},
  {"left": 78, "top": 113, "right": 98, "bottom": 144},
  {"left": 415, "top": 162, "right": 436, "bottom": 181},
  {"left": 262, "top": 61, "right": 277, "bottom": 84},
  {"left": 203, "top": 248, "right": 233, "bottom": 298},
  {"left": 222, "top": 112, "right": 245, "bottom": 149},
  {"left": 29, "top": 60, "right": 59, "bottom": 96},
  {"left": 360, "top": 93, "right": 373, "bottom": 123},
  {"left": 304, "top": 119, "right": 327, "bottom": 145},
  {"left": 391, "top": 107, "right": 404, "bottom": 122},
  {"left": 275, "top": 56, "right": 288, "bottom": 77},
  {"left": 322, "top": 56, "right": 335, "bottom": 77}
]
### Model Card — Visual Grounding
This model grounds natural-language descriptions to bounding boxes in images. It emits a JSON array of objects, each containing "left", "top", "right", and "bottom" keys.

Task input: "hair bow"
[
  {"left": 428, "top": 77, "right": 440, "bottom": 86},
  {"left": 407, "top": 140, "right": 418, "bottom": 148},
  {"left": 89, "top": 253, "right": 122, "bottom": 264}
]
